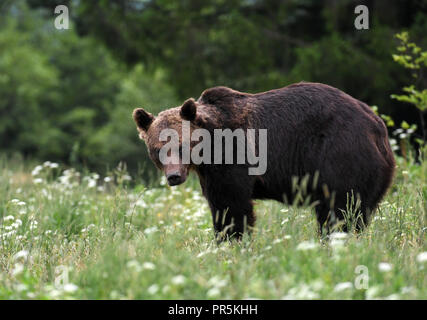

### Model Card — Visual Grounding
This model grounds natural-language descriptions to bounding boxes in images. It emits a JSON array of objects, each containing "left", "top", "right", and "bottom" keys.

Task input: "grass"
[{"left": 0, "top": 152, "right": 426, "bottom": 300}]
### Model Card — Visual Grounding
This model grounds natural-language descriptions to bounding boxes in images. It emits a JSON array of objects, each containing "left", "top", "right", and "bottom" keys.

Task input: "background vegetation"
[
  {"left": 0, "top": 0, "right": 426, "bottom": 176},
  {"left": 0, "top": 151, "right": 425, "bottom": 299},
  {"left": 0, "top": 0, "right": 426, "bottom": 300}
]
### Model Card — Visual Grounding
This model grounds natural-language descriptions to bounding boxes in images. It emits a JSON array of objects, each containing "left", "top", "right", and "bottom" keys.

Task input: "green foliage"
[
  {"left": 391, "top": 32, "right": 427, "bottom": 142},
  {"left": 392, "top": 32, "right": 427, "bottom": 72},
  {"left": 288, "top": 33, "right": 395, "bottom": 106},
  {"left": 391, "top": 32, "right": 427, "bottom": 113},
  {"left": 392, "top": 85, "right": 427, "bottom": 113},
  {"left": 372, "top": 106, "right": 395, "bottom": 128},
  {"left": 87, "top": 65, "right": 178, "bottom": 173},
  {"left": 0, "top": 155, "right": 426, "bottom": 299},
  {"left": 371, "top": 32, "right": 427, "bottom": 157},
  {"left": 28, "top": 0, "right": 427, "bottom": 104},
  {"left": 0, "top": 16, "right": 59, "bottom": 155},
  {"left": 1, "top": 0, "right": 427, "bottom": 174},
  {"left": 1, "top": 1, "right": 426, "bottom": 301},
  {"left": 0, "top": 1, "right": 178, "bottom": 175}
]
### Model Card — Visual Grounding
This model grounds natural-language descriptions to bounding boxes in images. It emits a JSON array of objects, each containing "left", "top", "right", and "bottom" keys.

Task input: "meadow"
[{"left": 0, "top": 151, "right": 426, "bottom": 300}]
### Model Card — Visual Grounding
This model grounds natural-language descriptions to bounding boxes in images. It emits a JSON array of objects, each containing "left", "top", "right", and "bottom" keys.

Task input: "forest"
[
  {"left": 1, "top": 0, "right": 426, "bottom": 176},
  {"left": 0, "top": 0, "right": 426, "bottom": 301}
]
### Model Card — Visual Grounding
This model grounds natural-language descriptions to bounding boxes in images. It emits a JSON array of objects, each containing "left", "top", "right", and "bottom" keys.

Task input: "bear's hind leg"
[{"left": 316, "top": 194, "right": 372, "bottom": 236}]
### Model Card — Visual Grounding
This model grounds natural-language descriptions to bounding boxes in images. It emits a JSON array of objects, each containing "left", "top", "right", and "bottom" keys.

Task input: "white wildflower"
[
  {"left": 160, "top": 176, "right": 167, "bottom": 186},
  {"left": 63, "top": 283, "right": 78, "bottom": 293},
  {"left": 147, "top": 284, "right": 159, "bottom": 295},
  {"left": 366, "top": 286, "right": 382, "bottom": 299},
  {"left": 334, "top": 282, "right": 353, "bottom": 292},
  {"left": 144, "top": 226, "right": 158, "bottom": 235},
  {"left": 378, "top": 262, "right": 393, "bottom": 272},
  {"left": 207, "top": 276, "right": 228, "bottom": 288},
  {"left": 15, "top": 283, "right": 28, "bottom": 292},
  {"left": 282, "top": 284, "right": 320, "bottom": 299},
  {"left": 135, "top": 199, "right": 147, "bottom": 208},
  {"left": 207, "top": 287, "right": 221, "bottom": 297},
  {"left": 330, "top": 238, "right": 346, "bottom": 249},
  {"left": 329, "top": 232, "right": 348, "bottom": 240},
  {"left": 33, "top": 178, "right": 44, "bottom": 184},
  {"left": 416, "top": 252, "right": 427, "bottom": 263},
  {"left": 12, "top": 263, "right": 24, "bottom": 276},
  {"left": 197, "top": 250, "right": 208, "bottom": 258},
  {"left": 31, "top": 165, "right": 43, "bottom": 176},
  {"left": 401, "top": 286, "right": 417, "bottom": 295},
  {"left": 87, "top": 179, "right": 97, "bottom": 188},
  {"left": 127, "top": 260, "right": 142, "bottom": 272},
  {"left": 50, "top": 163, "right": 59, "bottom": 169},
  {"left": 29, "top": 220, "right": 38, "bottom": 230},
  {"left": 142, "top": 262, "right": 156, "bottom": 270},
  {"left": 43, "top": 161, "right": 52, "bottom": 167},
  {"left": 171, "top": 275, "right": 186, "bottom": 285},
  {"left": 13, "top": 250, "right": 29, "bottom": 261},
  {"left": 296, "top": 241, "right": 319, "bottom": 251},
  {"left": 12, "top": 219, "right": 22, "bottom": 228}
]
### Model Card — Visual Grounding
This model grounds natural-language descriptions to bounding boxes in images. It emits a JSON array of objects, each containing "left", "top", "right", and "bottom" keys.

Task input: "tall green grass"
[{"left": 0, "top": 152, "right": 426, "bottom": 299}]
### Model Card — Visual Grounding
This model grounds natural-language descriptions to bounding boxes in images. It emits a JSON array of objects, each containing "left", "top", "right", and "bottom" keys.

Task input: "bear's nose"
[{"left": 167, "top": 173, "right": 182, "bottom": 186}]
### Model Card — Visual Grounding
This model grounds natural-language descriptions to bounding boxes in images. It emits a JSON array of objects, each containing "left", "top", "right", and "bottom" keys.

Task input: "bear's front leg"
[
  {"left": 208, "top": 197, "right": 255, "bottom": 241},
  {"left": 204, "top": 183, "right": 256, "bottom": 241},
  {"left": 198, "top": 166, "right": 256, "bottom": 242}
]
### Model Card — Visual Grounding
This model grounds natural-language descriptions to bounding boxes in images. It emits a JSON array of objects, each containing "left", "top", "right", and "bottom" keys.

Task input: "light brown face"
[{"left": 133, "top": 99, "right": 198, "bottom": 186}]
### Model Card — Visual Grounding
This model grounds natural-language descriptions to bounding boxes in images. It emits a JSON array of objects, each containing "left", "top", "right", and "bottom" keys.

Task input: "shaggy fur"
[{"left": 133, "top": 82, "right": 395, "bottom": 240}]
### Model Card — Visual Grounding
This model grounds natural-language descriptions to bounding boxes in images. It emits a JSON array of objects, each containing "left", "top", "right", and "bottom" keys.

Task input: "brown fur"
[{"left": 133, "top": 82, "right": 395, "bottom": 241}]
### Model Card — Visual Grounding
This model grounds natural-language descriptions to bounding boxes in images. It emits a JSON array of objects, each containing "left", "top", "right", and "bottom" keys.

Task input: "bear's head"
[{"left": 133, "top": 98, "right": 204, "bottom": 186}]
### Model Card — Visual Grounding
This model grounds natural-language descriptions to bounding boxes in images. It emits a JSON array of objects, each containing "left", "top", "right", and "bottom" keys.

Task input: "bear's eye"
[{"left": 151, "top": 148, "right": 160, "bottom": 160}]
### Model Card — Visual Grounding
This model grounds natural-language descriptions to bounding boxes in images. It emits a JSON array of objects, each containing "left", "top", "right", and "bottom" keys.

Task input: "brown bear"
[{"left": 133, "top": 82, "right": 395, "bottom": 240}]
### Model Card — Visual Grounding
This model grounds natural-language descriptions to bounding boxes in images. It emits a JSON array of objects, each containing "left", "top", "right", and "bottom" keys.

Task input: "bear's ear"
[
  {"left": 180, "top": 98, "right": 197, "bottom": 121},
  {"left": 133, "top": 108, "right": 154, "bottom": 131}
]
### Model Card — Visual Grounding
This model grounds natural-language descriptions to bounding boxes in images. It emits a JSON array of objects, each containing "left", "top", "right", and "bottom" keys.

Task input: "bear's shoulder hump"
[{"left": 198, "top": 86, "right": 247, "bottom": 105}]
